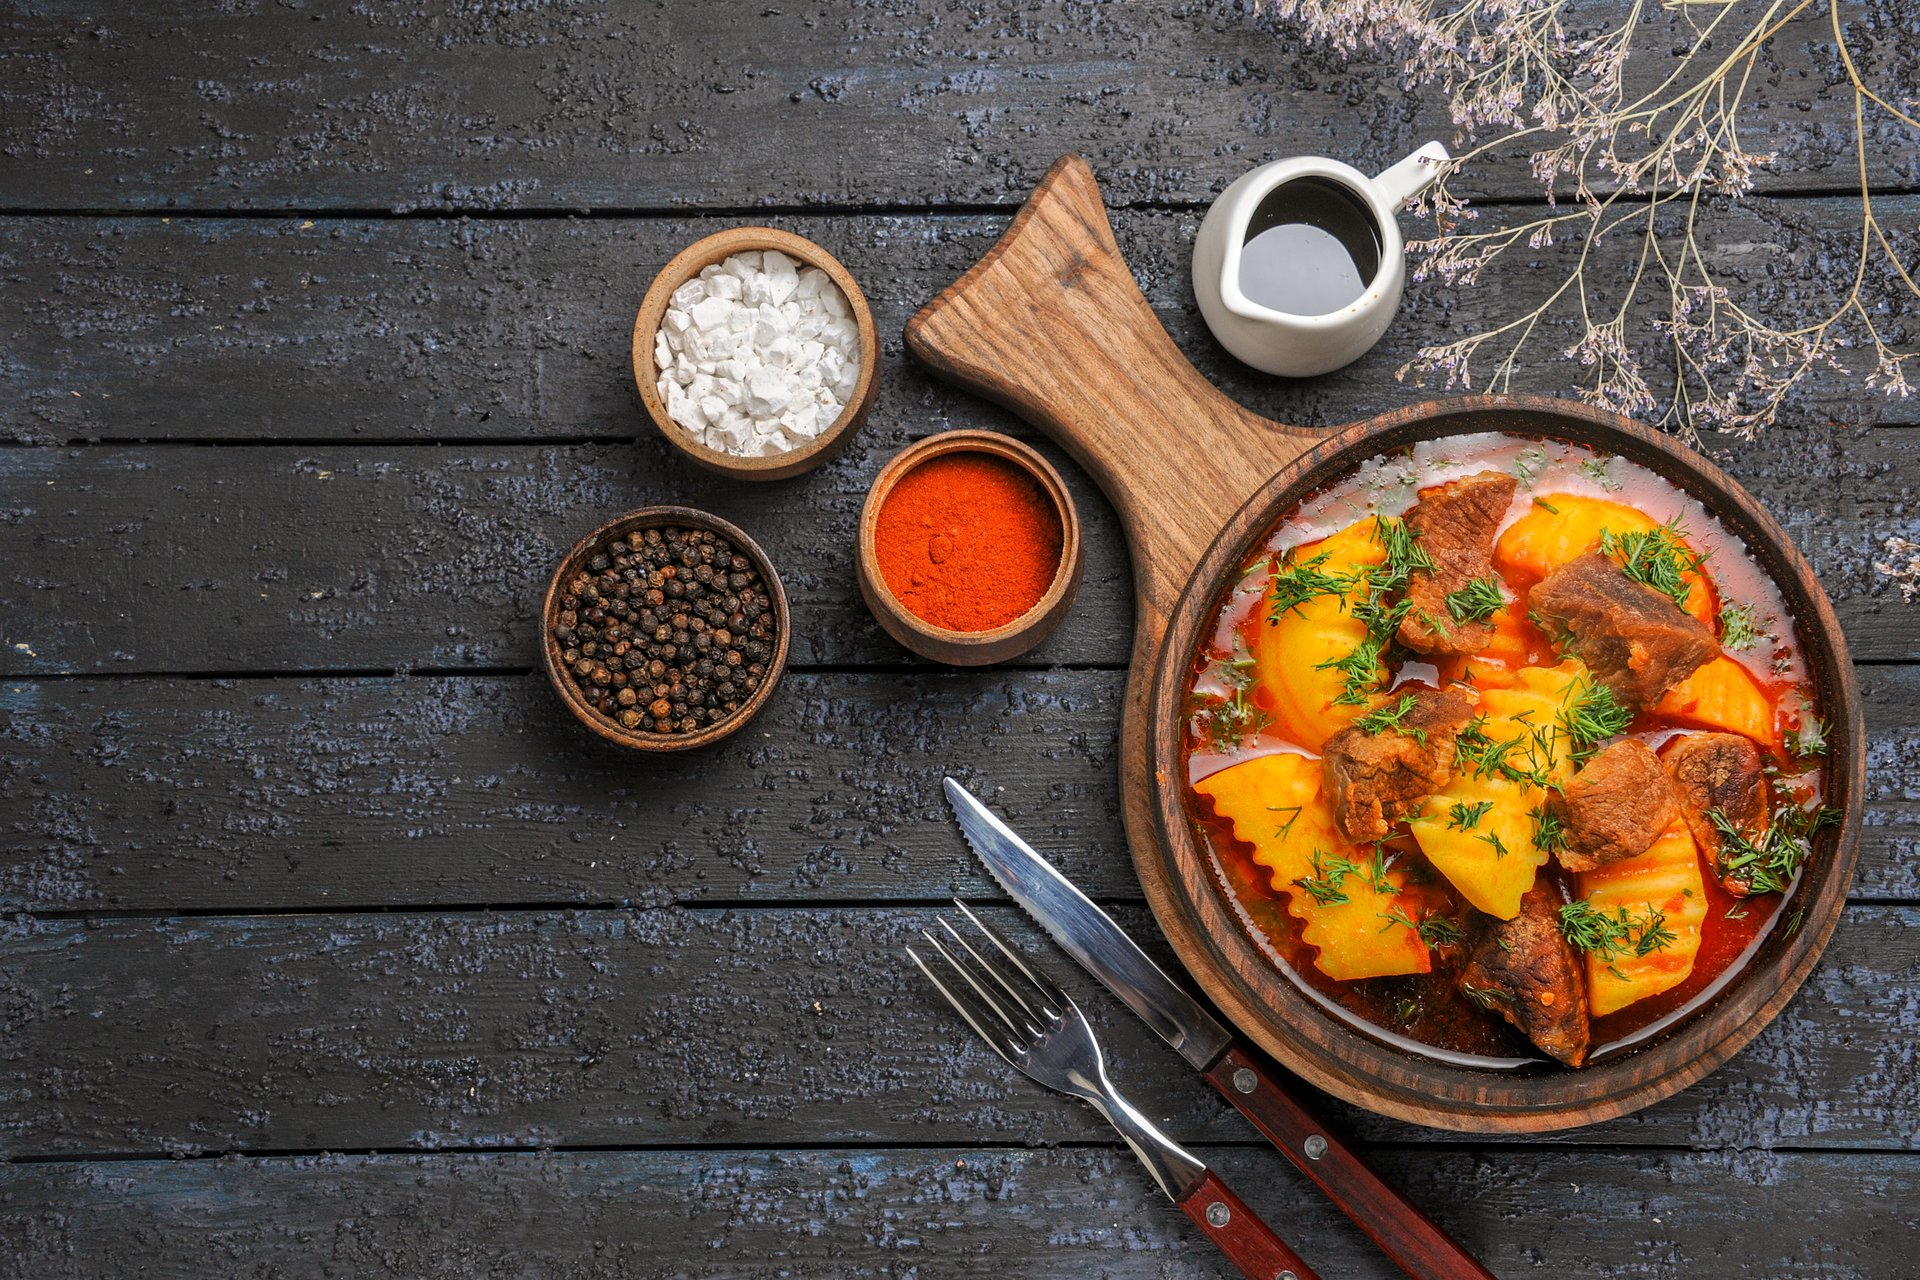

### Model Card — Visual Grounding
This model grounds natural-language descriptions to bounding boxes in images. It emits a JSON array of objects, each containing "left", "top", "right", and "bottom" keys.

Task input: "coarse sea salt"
[{"left": 653, "top": 249, "right": 862, "bottom": 458}]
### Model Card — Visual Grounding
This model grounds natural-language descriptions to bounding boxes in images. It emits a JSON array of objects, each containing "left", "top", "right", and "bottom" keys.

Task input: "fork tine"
[
  {"left": 923, "top": 926, "right": 1041, "bottom": 1040},
  {"left": 906, "top": 943, "right": 1025, "bottom": 1062},
  {"left": 936, "top": 915, "right": 1053, "bottom": 1027},
  {"left": 950, "top": 899, "right": 1069, "bottom": 1016}
]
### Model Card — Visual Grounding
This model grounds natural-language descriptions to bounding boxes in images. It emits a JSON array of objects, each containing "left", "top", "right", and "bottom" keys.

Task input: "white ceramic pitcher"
[{"left": 1192, "top": 141, "right": 1449, "bottom": 378}]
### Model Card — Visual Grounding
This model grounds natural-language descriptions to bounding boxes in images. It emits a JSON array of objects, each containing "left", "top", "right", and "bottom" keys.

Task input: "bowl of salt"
[{"left": 634, "top": 227, "right": 880, "bottom": 481}]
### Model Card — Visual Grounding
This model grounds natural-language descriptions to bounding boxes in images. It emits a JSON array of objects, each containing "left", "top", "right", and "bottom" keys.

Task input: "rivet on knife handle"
[
  {"left": 1203, "top": 1045, "right": 1497, "bottom": 1280},
  {"left": 1176, "top": 1168, "right": 1321, "bottom": 1280}
]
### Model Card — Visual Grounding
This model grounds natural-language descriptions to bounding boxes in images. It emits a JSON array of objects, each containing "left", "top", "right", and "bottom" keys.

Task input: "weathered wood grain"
[
  {"left": 4, "top": 200, "right": 1914, "bottom": 449},
  {"left": 2, "top": 1, "right": 1913, "bottom": 214},
  {"left": 3, "top": 904, "right": 1913, "bottom": 1160},
  {"left": 1, "top": 667, "right": 1913, "bottom": 916},
  {"left": 2, "top": 1145, "right": 1914, "bottom": 1280}
]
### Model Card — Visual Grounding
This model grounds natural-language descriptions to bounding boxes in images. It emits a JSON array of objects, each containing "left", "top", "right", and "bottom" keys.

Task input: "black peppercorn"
[{"left": 554, "top": 522, "right": 779, "bottom": 738}]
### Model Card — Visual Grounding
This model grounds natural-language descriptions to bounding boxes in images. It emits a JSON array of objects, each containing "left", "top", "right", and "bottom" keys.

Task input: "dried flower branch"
[
  {"left": 1265, "top": 0, "right": 1919, "bottom": 442},
  {"left": 1877, "top": 535, "right": 1920, "bottom": 603}
]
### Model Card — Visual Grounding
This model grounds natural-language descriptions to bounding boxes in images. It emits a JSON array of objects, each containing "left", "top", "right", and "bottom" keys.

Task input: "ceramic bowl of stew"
[{"left": 1143, "top": 406, "right": 1862, "bottom": 1133}]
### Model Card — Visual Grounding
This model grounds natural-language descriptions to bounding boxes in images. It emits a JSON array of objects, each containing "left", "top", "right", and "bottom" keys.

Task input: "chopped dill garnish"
[
  {"left": 1708, "top": 801, "right": 1842, "bottom": 895},
  {"left": 1293, "top": 848, "right": 1361, "bottom": 906},
  {"left": 1375, "top": 515, "right": 1437, "bottom": 580},
  {"left": 1454, "top": 717, "right": 1556, "bottom": 790},
  {"left": 1353, "top": 692, "right": 1427, "bottom": 743},
  {"left": 1268, "top": 804, "right": 1304, "bottom": 841},
  {"left": 1529, "top": 805, "right": 1569, "bottom": 857},
  {"left": 1581, "top": 457, "right": 1623, "bottom": 490},
  {"left": 1307, "top": 516, "right": 1435, "bottom": 707},
  {"left": 1378, "top": 905, "right": 1417, "bottom": 934},
  {"left": 1533, "top": 497, "right": 1560, "bottom": 514},
  {"left": 1557, "top": 678, "right": 1633, "bottom": 765},
  {"left": 1448, "top": 800, "right": 1494, "bottom": 831},
  {"left": 1393, "top": 996, "right": 1420, "bottom": 1022},
  {"left": 1266, "top": 549, "right": 1354, "bottom": 622},
  {"left": 1416, "top": 915, "right": 1464, "bottom": 948},
  {"left": 1476, "top": 829, "right": 1510, "bottom": 859},
  {"left": 1191, "top": 635, "right": 1267, "bottom": 752},
  {"left": 1718, "top": 600, "right": 1767, "bottom": 651},
  {"left": 1362, "top": 845, "right": 1396, "bottom": 895},
  {"left": 1512, "top": 447, "right": 1548, "bottom": 487},
  {"left": 1445, "top": 575, "right": 1506, "bottom": 625},
  {"left": 1785, "top": 905, "right": 1807, "bottom": 936},
  {"left": 1725, "top": 903, "right": 1750, "bottom": 921},
  {"left": 1462, "top": 981, "right": 1514, "bottom": 1009},
  {"left": 1316, "top": 628, "right": 1394, "bottom": 707},
  {"left": 1558, "top": 900, "right": 1676, "bottom": 961},
  {"left": 1784, "top": 717, "right": 1831, "bottom": 760},
  {"left": 1599, "top": 516, "right": 1704, "bottom": 610}
]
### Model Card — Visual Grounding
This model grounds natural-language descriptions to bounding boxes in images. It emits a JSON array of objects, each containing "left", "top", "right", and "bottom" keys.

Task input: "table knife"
[{"left": 945, "top": 777, "right": 1496, "bottom": 1280}]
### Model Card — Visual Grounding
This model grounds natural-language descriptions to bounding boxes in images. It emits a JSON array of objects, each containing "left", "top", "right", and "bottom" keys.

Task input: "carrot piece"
[
  {"left": 1195, "top": 753, "right": 1430, "bottom": 981},
  {"left": 1577, "top": 821, "right": 1709, "bottom": 1017},
  {"left": 1656, "top": 655, "right": 1777, "bottom": 748}
]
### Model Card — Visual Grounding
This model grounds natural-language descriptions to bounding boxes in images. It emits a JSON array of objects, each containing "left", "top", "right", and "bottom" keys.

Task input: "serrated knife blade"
[{"left": 943, "top": 776, "right": 1231, "bottom": 1070}]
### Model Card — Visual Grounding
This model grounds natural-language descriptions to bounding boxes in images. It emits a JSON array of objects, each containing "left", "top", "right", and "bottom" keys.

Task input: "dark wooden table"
[{"left": 2, "top": 4, "right": 1916, "bottom": 1275}]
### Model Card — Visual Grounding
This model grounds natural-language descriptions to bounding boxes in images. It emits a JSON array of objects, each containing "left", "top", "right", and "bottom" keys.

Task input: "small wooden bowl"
[
  {"left": 856, "top": 430, "right": 1083, "bottom": 666},
  {"left": 541, "top": 506, "right": 790, "bottom": 752},
  {"left": 633, "top": 227, "right": 880, "bottom": 482}
]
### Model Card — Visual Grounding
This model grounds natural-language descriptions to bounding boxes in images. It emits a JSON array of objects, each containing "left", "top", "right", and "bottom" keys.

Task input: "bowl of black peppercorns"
[{"left": 542, "top": 507, "right": 790, "bottom": 752}]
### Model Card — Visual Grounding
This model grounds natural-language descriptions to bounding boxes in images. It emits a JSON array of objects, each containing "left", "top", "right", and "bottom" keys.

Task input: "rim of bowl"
[
  {"left": 857, "top": 430, "right": 1083, "bottom": 653},
  {"left": 632, "top": 227, "right": 880, "bottom": 481},
  {"left": 541, "top": 505, "right": 791, "bottom": 751}
]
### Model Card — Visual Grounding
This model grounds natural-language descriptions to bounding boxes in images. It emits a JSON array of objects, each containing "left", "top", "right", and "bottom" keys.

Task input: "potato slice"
[
  {"left": 1253, "top": 518, "right": 1389, "bottom": 752},
  {"left": 1408, "top": 663, "right": 1583, "bottom": 919},
  {"left": 1196, "top": 752, "right": 1430, "bottom": 981},
  {"left": 1577, "top": 820, "right": 1708, "bottom": 1017}
]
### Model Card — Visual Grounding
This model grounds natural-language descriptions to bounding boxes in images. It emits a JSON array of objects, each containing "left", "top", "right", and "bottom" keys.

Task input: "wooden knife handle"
[
  {"left": 1176, "top": 1167, "right": 1323, "bottom": 1280},
  {"left": 1204, "top": 1044, "right": 1497, "bottom": 1280}
]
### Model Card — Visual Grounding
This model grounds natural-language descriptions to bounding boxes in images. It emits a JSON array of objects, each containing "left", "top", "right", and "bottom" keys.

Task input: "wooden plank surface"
[
  {"left": 2, "top": 1, "right": 1913, "bottom": 213},
  {"left": 2, "top": 1146, "right": 1913, "bottom": 1280},
  {"left": 4, "top": 668, "right": 1915, "bottom": 914},
  {"left": 5, "top": 199, "right": 1915, "bottom": 450},
  {"left": 4, "top": 905, "right": 1914, "bottom": 1160},
  {"left": 5, "top": 0, "right": 1918, "bottom": 1272}
]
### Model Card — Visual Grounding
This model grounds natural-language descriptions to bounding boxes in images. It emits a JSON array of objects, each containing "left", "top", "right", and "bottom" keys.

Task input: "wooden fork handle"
[
  {"left": 1204, "top": 1045, "right": 1497, "bottom": 1280},
  {"left": 1177, "top": 1167, "right": 1322, "bottom": 1280}
]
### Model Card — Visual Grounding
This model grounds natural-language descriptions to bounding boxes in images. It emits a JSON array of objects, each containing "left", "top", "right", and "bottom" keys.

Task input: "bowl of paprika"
[{"left": 856, "top": 429, "right": 1083, "bottom": 666}]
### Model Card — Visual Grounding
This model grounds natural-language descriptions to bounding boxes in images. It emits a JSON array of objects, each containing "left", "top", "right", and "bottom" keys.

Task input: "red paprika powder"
[{"left": 874, "top": 452, "right": 1064, "bottom": 632}]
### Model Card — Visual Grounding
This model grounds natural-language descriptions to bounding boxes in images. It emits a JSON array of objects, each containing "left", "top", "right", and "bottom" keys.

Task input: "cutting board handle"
[{"left": 905, "top": 155, "right": 1315, "bottom": 632}]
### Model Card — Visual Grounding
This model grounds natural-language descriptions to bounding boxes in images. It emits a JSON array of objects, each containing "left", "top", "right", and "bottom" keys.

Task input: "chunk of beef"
[
  {"left": 1321, "top": 686, "right": 1475, "bottom": 843},
  {"left": 1459, "top": 881, "right": 1591, "bottom": 1067},
  {"left": 1662, "top": 731, "right": 1769, "bottom": 895},
  {"left": 1396, "top": 470, "right": 1519, "bottom": 656},
  {"left": 1551, "top": 739, "right": 1679, "bottom": 873},
  {"left": 1528, "top": 553, "right": 1717, "bottom": 708}
]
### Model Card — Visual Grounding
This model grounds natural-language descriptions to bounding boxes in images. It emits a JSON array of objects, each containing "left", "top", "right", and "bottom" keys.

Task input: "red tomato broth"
[{"left": 1181, "top": 432, "right": 1828, "bottom": 1068}]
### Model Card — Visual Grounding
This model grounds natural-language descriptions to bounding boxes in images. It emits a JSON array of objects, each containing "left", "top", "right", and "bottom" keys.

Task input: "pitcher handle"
[{"left": 1372, "top": 141, "right": 1451, "bottom": 209}]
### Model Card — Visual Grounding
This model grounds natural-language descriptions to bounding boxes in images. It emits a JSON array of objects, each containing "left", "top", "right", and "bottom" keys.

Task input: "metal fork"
[{"left": 910, "top": 902, "right": 1322, "bottom": 1280}]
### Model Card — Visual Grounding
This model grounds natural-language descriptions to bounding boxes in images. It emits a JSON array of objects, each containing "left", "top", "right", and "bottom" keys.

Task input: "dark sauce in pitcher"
[{"left": 1237, "top": 176, "right": 1382, "bottom": 316}]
